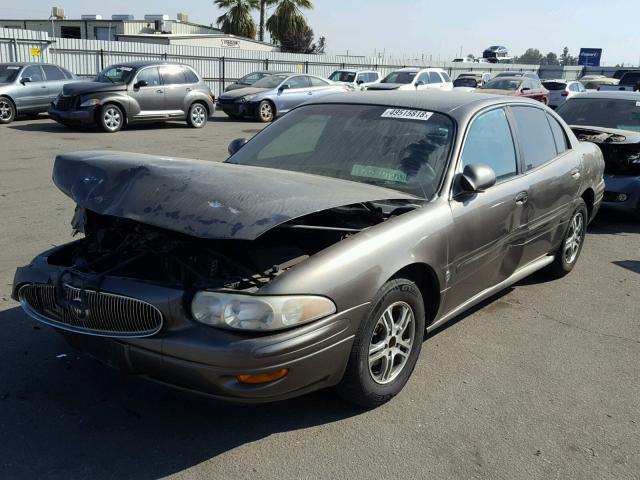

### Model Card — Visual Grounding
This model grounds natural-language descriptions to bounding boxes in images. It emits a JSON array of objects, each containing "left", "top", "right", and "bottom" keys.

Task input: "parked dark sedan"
[
  {"left": 0, "top": 62, "right": 77, "bottom": 124},
  {"left": 557, "top": 92, "right": 640, "bottom": 219},
  {"left": 49, "top": 61, "right": 215, "bottom": 132},
  {"left": 224, "top": 70, "right": 289, "bottom": 92},
  {"left": 13, "top": 92, "right": 604, "bottom": 407}
]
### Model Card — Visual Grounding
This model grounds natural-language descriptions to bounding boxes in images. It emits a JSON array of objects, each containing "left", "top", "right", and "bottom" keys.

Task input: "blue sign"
[{"left": 578, "top": 48, "right": 602, "bottom": 67}]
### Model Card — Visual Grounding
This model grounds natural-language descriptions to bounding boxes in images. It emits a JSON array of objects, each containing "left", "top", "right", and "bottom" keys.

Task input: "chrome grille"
[{"left": 18, "top": 283, "right": 163, "bottom": 338}]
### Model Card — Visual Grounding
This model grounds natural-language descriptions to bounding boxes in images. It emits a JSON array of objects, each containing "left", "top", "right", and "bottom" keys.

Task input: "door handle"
[
  {"left": 571, "top": 168, "right": 581, "bottom": 179},
  {"left": 185, "top": 87, "right": 192, "bottom": 92},
  {"left": 155, "top": 89, "right": 163, "bottom": 94},
  {"left": 41, "top": 85, "right": 47, "bottom": 89},
  {"left": 515, "top": 191, "right": 529, "bottom": 205},
  {"left": 307, "top": 92, "right": 313, "bottom": 95}
]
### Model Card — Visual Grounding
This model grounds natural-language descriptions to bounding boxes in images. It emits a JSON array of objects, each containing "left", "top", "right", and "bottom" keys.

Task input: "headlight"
[
  {"left": 52, "top": 93, "right": 62, "bottom": 106},
  {"left": 238, "top": 94, "right": 256, "bottom": 103},
  {"left": 191, "top": 291, "right": 336, "bottom": 331},
  {"left": 80, "top": 98, "right": 100, "bottom": 108}
]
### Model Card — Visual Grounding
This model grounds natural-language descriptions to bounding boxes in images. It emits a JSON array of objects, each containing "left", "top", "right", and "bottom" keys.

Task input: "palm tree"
[
  {"left": 258, "top": 0, "right": 276, "bottom": 42},
  {"left": 266, "top": 0, "right": 314, "bottom": 43},
  {"left": 214, "top": 0, "right": 260, "bottom": 39}
]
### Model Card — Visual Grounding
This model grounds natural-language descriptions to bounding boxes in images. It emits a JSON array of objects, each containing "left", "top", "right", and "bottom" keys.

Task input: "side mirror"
[
  {"left": 134, "top": 80, "right": 148, "bottom": 88},
  {"left": 356, "top": 79, "right": 364, "bottom": 85},
  {"left": 21, "top": 76, "right": 32, "bottom": 84},
  {"left": 521, "top": 87, "right": 531, "bottom": 92},
  {"left": 414, "top": 80, "right": 426, "bottom": 87},
  {"left": 228, "top": 138, "right": 247, "bottom": 156},
  {"left": 460, "top": 164, "right": 496, "bottom": 192},
  {"left": 279, "top": 83, "right": 290, "bottom": 91}
]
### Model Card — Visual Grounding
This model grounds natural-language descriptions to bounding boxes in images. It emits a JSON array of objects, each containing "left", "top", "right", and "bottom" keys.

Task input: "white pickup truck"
[{"left": 598, "top": 72, "right": 640, "bottom": 92}]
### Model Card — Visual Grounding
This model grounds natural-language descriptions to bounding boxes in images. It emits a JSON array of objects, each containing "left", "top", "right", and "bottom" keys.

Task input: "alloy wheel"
[
  {"left": 103, "top": 107, "right": 122, "bottom": 131},
  {"left": 260, "top": 102, "right": 273, "bottom": 121},
  {"left": 0, "top": 99, "right": 13, "bottom": 121},
  {"left": 563, "top": 211, "right": 584, "bottom": 264},
  {"left": 191, "top": 104, "right": 206, "bottom": 127},
  {"left": 368, "top": 301, "right": 415, "bottom": 385}
]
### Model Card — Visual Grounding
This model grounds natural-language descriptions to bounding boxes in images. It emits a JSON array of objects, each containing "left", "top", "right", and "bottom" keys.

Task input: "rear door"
[
  {"left": 509, "top": 106, "right": 581, "bottom": 264},
  {"left": 129, "top": 66, "right": 164, "bottom": 118},
  {"left": 445, "top": 107, "right": 531, "bottom": 312},
  {"left": 41, "top": 65, "right": 69, "bottom": 101},
  {"left": 17, "top": 65, "right": 48, "bottom": 111}
]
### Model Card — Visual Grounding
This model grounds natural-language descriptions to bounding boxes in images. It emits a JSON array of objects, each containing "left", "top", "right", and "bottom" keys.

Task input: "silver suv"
[
  {"left": 49, "top": 61, "right": 215, "bottom": 132},
  {"left": 0, "top": 62, "right": 77, "bottom": 124}
]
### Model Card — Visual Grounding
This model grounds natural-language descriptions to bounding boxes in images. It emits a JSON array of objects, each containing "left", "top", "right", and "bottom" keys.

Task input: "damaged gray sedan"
[{"left": 13, "top": 92, "right": 604, "bottom": 407}]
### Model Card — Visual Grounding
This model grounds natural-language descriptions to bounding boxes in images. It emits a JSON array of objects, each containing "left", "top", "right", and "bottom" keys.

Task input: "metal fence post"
[
  {"left": 304, "top": 61, "right": 309, "bottom": 73},
  {"left": 264, "top": 58, "right": 269, "bottom": 70},
  {"left": 12, "top": 38, "right": 18, "bottom": 62},
  {"left": 220, "top": 56, "right": 225, "bottom": 93},
  {"left": 99, "top": 48, "right": 104, "bottom": 70}
]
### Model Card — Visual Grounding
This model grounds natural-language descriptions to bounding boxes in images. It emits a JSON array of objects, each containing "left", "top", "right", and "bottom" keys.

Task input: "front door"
[
  {"left": 17, "top": 65, "right": 49, "bottom": 111},
  {"left": 129, "top": 66, "right": 164, "bottom": 118},
  {"left": 444, "top": 107, "right": 530, "bottom": 313},
  {"left": 275, "top": 75, "right": 311, "bottom": 113},
  {"left": 509, "top": 106, "right": 582, "bottom": 264}
]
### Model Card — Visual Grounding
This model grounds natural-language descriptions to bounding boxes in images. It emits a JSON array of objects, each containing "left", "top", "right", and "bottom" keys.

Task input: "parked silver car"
[
  {"left": 49, "top": 61, "right": 215, "bottom": 132},
  {"left": 217, "top": 73, "right": 350, "bottom": 122},
  {"left": 224, "top": 70, "right": 289, "bottom": 92},
  {"left": 0, "top": 62, "right": 77, "bottom": 124},
  {"left": 14, "top": 92, "right": 604, "bottom": 407}
]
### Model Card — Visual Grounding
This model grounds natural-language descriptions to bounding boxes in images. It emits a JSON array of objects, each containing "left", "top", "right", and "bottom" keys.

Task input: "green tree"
[
  {"left": 518, "top": 48, "right": 544, "bottom": 65},
  {"left": 560, "top": 47, "right": 578, "bottom": 66},
  {"left": 279, "top": 26, "right": 325, "bottom": 53},
  {"left": 545, "top": 52, "right": 559, "bottom": 66},
  {"left": 214, "top": 0, "right": 259, "bottom": 39},
  {"left": 266, "top": 0, "right": 314, "bottom": 44}
]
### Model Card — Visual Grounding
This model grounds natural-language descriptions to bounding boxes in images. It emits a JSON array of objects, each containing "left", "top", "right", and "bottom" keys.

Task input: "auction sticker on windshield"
[
  {"left": 381, "top": 109, "right": 434, "bottom": 121},
  {"left": 351, "top": 164, "right": 408, "bottom": 183}
]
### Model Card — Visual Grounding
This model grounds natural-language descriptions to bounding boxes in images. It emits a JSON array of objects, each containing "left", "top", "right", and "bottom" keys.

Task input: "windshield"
[
  {"left": 543, "top": 81, "right": 566, "bottom": 91},
  {"left": 482, "top": 79, "right": 521, "bottom": 90},
  {"left": 96, "top": 65, "right": 135, "bottom": 84},
  {"left": 495, "top": 72, "right": 523, "bottom": 78},
  {"left": 381, "top": 71, "right": 417, "bottom": 84},
  {"left": 0, "top": 64, "right": 21, "bottom": 83},
  {"left": 227, "top": 104, "right": 454, "bottom": 198},
  {"left": 557, "top": 98, "right": 640, "bottom": 132},
  {"left": 454, "top": 77, "right": 478, "bottom": 88},
  {"left": 252, "top": 74, "right": 288, "bottom": 89},
  {"left": 329, "top": 71, "right": 356, "bottom": 82}
]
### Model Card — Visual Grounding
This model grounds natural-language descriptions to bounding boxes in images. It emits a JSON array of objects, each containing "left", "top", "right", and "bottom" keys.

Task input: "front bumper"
[
  {"left": 600, "top": 175, "right": 640, "bottom": 215},
  {"left": 48, "top": 105, "right": 96, "bottom": 125},
  {"left": 216, "top": 100, "right": 259, "bottom": 118},
  {"left": 12, "top": 246, "right": 362, "bottom": 403}
]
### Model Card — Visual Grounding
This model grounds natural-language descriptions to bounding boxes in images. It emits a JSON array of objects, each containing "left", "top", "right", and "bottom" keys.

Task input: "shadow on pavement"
[
  {"left": 613, "top": 260, "right": 640, "bottom": 274},
  {"left": 587, "top": 213, "right": 640, "bottom": 235},
  {"left": 0, "top": 306, "right": 363, "bottom": 480}
]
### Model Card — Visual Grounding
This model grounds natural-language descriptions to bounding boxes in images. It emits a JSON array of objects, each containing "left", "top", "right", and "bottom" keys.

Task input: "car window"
[
  {"left": 329, "top": 71, "right": 355, "bottom": 82},
  {"left": 428, "top": 72, "right": 442, "bottom": 84},
  {"left": 309, "top": 76, "right": 329, "bottom": 87},
  {"left": 183, "top": 67, "right": 199, "bottom": 84},
  {"left": 416, "top": 72, "right": 430, "bottom": 84},
  {"left": 21, "top": 65, "right": 44, "bottom": 82},
  {"left": 0, "top": 65, "right": 22, "bottom": 83},
  {"left": 160, "top": 65, "right": 187, "bottom": 85},
  {"left": 556, "top": 98, "right": 640, "bottom": 132},
  {"left": 547, "top": 114, "right": 569, "bottom": 154},
  {"left": 96, "top": 65, "right": 134, "bottom": 84},
  {"left": 511, "top": 106, "right": 558, "bottom": 171},
  {"left": 136, "top": 67, "right": 161, "bottom": 87},
  {"left": 287, "top": 76, "right": 310, "bottom": 89},
  {"left": 441, "top": 72, "right": 451, "bottom": 83},
  {"left": 381, "top": 71, "right": 417, "bottom": 84},
  {"left": 242, "top": 72, "right": 267, "bottom": 84},
  {"left": 543, "top": 81, "right": 566, "bottom": 91},
  {"left": 42, "top": 65, "right": 66, "bottom": 81},
  {"left": 60, "top": 67, "right": 74, "bottom": 79},
  {"left": 461, "top": 108, "right": 517, "bottom": 183}
]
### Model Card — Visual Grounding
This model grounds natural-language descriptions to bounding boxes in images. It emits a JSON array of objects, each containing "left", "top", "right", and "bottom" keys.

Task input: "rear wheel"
[
  {"left": 548, "top": 199, "right": 587, "bottom": 278},
  {"left": 187, "top": 102, "right": 208, "bottom": 128},
  {"left": 337, "top": 278, "right": 425, "bottom": 408},
  {"left": 255, "top": 100, "right": 275, "bottom": 122},
  {"left": 0, "top": 96, "right": 15, "bottom": 124},
  {"left": 99, "top": 104, "right": 124, "bottom": 133}
]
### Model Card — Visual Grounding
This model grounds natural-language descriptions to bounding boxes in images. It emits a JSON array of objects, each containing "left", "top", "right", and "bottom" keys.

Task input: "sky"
[{"left": 1, "top": 0, "right": 638, "bottom": 66}]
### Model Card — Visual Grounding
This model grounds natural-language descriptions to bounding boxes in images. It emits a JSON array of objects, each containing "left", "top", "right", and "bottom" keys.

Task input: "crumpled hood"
[
  {"left": 569, "top": 125, "right": 640, "bottom": 145},
  {"left": 62, "top": 81, "right": 127, "bottom": 96},
  {"left": 218, "top": 86, "right": 270, "bottom": 100},
  {"left": 52, "top": 151, "right": 420, "bottom": 240}
]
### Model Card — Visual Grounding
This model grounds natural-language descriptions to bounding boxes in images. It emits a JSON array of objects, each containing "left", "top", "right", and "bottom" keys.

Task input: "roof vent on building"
[
  {"left": 81, "top": 15, "right": 103, "bottom": 20},
  {"left": 51, "top": 7, "right": 65, "bottom": 19},
  {"left": 112, "top": 14, "right": 135, "bottom": 21},
  {"left": 177, "top": 13, "right": 189, "bottom": 23},
  {"left": 144, "top": 14, "right": 170, "bottom": 22}
]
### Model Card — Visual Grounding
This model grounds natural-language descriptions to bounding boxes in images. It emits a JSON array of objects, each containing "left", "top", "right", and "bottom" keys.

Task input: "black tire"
[
  {"left": 98, "top": 103, "right": 124, "bottom": 133},
  {"left": 187, "top": 102, "right": 208, "bottom": 128},
  {"left": 548, "top": 198, "right": 588, "bottom": 278},
  {"left": 0, "top": 96, "right": 16, "bottom": 124},
  {"left": 336, "top": 278, "right": 425, "bottom": 408},
  {"left": 255, "top": 100, "right": 275, "bottom": 122}
]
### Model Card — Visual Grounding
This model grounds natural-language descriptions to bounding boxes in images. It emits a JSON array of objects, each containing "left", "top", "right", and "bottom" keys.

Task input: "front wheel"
[
  {"left": 255, "top": 100, "right": 275, "bottom": 122},
  {"left": 99, "top": 104, "right": 124, "bottom": 133},
  {"left": 336, "top": 278, "right": 425, "bottom": 408},
  {"left": 0, "top": 96, "right": 15, "bottom": 124},
  {"left": 187, "top": 102, "right": 208, "bottom": 128},
  {"left": 548, "top": 199, "right": 588, "bottom": 278}
]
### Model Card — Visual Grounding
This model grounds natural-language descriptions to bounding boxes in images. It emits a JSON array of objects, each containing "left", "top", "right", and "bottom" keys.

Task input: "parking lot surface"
[{"left": 1, "top": 113, "right": 638, "bottom": 480}]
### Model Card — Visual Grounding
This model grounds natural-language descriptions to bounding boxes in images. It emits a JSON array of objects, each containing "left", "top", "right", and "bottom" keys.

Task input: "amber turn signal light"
[{"left": 237, "top": 369, "right": 289, "bottom": 385}]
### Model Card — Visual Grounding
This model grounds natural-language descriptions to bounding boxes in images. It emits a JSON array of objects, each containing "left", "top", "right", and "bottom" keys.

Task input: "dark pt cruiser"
[{"left": 13, "top": 92, "right": 604, "bottom": 407}]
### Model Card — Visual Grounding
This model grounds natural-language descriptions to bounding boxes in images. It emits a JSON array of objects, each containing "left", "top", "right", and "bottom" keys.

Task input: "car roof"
[
  {"left": 488, "top": 76, "right": 524, "bottom": 81},
  {"left": 570, "top": 91, "right": 640, "bottom": 100},
  {"left": 246, "top": 70, "right": 289, "bottom": 75},
  {"left": 1, "top": 62, "right": 60, "bottom": 67},
  {"left": 108, "top": 61, "right": 192, "bottom": 69},
  {"left": 305, "top": 90, "right": 543, "bottom": 123}
]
